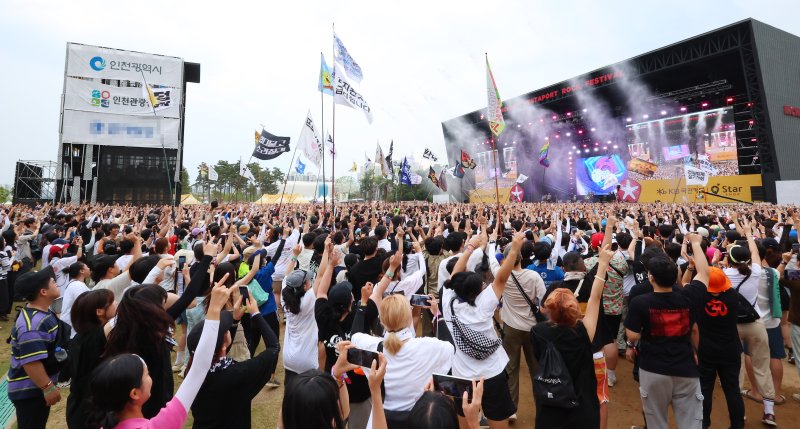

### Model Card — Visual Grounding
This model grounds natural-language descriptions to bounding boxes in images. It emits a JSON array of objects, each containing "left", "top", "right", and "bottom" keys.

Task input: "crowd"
[
  {"left": 628, "top": 160, "right": 739, "bottom": 181},
  {"left": 1, "top": 199, "right": 800, "bottom": 429}
]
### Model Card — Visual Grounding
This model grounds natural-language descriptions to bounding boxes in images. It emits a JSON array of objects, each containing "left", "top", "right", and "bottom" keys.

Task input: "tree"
[
  {"left": 0, "top": 185, "right": 11, "bottom": 203},
  {"left": 179, "top": 167, "right": 190, "bottom": 194}
]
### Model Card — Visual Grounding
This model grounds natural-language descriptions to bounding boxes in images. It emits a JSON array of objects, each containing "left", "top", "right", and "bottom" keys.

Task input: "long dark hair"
[
  {"left": 406, "top": 391, "right": 459, "bottom": 429},
  {"left": 282, "top": 285, "right": 307, "bottom": 315},
  {"left": 104, "top": 285, "right": 171, "bottom": 357},
  {"left": 728, "top": 243, "right": 752, "bottom": 276},
  {"left": 87, "top": 354, "right": 145, "bottom": 429},
  {"left": 71, "top": 289, "right": 114, "bottom": 335},
  {"left": 446, "top": 271, "right": 484, "bottom": 306},
  {"left": 282, "top": 369, "right": 345, "bottom": 429}
]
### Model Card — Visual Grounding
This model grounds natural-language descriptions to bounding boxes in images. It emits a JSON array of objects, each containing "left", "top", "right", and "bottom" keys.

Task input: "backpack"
[
  {"left": 530, "top": 328, "right": 579, "bottom": 408},
  {"left": 732, "top": 272, "right": 759, "bottom": 324}
]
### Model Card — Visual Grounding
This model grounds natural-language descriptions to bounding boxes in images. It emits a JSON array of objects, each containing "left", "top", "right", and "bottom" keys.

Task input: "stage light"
[
  {"left": 517, "top": 124, "right": 521, "bottom": 128},
  {"left": 747, "top": 102, "right": 753, "bottom": 107},
  {"left": 552, "top": 115, "right": 558, "bottom": 120},
  {"left": 540, "top": 119, "right": 544, "bottom": 123},
  {"left": 568, "top": 151, "right": 572, "bottom": 155},
  {"left": 584, "top": 149, "right": 590, "bottom": 153},
  {"left": 591, "top": 127, "right": 596, "bottom": 132},
  {"left": 726, "top": 97, "right": 734, "bottom": 103},
  {"left": 643, "top": 114, "right": 649, "bottom": 119},
  {"left": 566, "top": 132, "right": 571, "bottom": 137},
  {"left": 751, "top": 138, "right": 757, "bottom": 142},
  {"left": 583, "top": 109, "right": 587, "bottom": 113},
  {"left": 528, "top": 122, "right": 532, "bottom": 126},
  {"left": 567, "top": 112, "right": 572, "bottom": 116},
  {"left": 680, "top": 106, "right": 687, "bottom": 112},
  {"left": 593, "top": 148, "right": 598, "bottom": 152},
  {"left": 512, "top": 141, "right": 516, "bottom": 144},
  {"left": 701, "top": 102, "right": 709, "bottom": 107},
  {"left": 578, "top": 130, "right": 584, "bottom": 134},
  {"left": 603, "top": 146, "right": 607, "bottom": 150},
  {"left": 613, "top": 145, "right": 618, "bottom": 149},
  {"left": 660, "top": 110, "right": 667, "bottom": 115},
  {"left": 480, "top": 114, "right": 484, "bottom": 119},
  {"left": 626, "top": 117, "right": 632, "bottom": 122},
  {"left": 555, "top": 135, "right": 560, "bottom": 139},
  {"left": 572, "top": 146, "right": 576, "bottom": 150}
]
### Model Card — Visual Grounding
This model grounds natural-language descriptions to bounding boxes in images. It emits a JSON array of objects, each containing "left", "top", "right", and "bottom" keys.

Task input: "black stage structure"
[{"left": 442, "top": 19, "right": 800, "bottom": 204}]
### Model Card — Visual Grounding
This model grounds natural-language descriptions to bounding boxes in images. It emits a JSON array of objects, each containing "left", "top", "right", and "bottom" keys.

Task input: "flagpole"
[
  {"left": 321, "top": 50, "right": 326, "bottom": 214},
  {"left": 486, "top": 54, "right": 501, "bottom": 218},
  {"left": 277, "top": 135, "right": 301, "bottom": 214},
  {"left": 331, "top": 23, "right": 337, "bottom": 218},
  {"left": 140, "top": 70, "right": 175, "bottom": 207}
]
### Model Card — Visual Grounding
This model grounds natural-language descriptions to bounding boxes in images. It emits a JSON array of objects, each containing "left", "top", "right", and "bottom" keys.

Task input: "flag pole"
[
  {"left": 140, "top": 70, "right": 175, "bottom": 206},
  {"left": 331, "top": 23, "right": 337, "bottom": 219},
  {"left": 277, "top": 135, "right": 301, "bottom": 214},
  {"left": 321, "top": 82, "right": 327, "bottom": 214},
  {"left": 486, "top": 54, "right": 502, "bottom": 218}
]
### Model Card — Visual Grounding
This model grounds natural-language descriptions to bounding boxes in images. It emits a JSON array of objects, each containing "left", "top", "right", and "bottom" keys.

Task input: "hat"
[
  {"left": 761, "top": 237, "right": 780, "bottom": 250},
  {"left": 696, "top": 227, "right": 709, "bottom": 238},
  {"left": 328, "top": 281, "right": 353, "bottom": 307},
  {"left": 49, "top": 244, "right": 68, "bottom": 259},
  {"left": 284, "top": 270, "right": 310, "bottom": 289},
  {"left": 191, "top": 227, "right": 206, "bottom": 237},
  {"left": 707, "top": 267, "right": 732, "bottom": 294},
  {"left": 238, "top": 224, "right": 250, "bottom": 235},
  {"left": 15, "top": 266, "right": 55, "bottom": 298},
  {"left": 590, "top": 233, "right": 605, "bottom": 249},
  {"left": 187, "top": 310, "right": 234, "bottom": 355}
]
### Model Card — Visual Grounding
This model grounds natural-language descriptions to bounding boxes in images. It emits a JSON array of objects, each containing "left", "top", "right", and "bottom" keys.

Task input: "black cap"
[
  {"left": 187, "top": 310, "right": 234, "bottom": 355},
  {"left": 761, "top": 237, "right": 780, "bottom": 250},
  {"left": 15, "top": 266, "right": 55, "bottom": 299},
  {"left": 328, "top": 281, "right": 353, "bottom": 307}
]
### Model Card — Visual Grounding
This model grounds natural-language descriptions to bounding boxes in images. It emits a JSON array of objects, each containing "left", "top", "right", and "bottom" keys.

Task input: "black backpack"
[{"left": 531, "top": 328, "right": 579, "bottom": 409}]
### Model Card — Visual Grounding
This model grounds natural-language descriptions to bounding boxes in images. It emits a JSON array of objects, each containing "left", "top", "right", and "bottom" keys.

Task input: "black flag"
[{"left": 253, "top": 129, "right": 291, "bottom": 160}]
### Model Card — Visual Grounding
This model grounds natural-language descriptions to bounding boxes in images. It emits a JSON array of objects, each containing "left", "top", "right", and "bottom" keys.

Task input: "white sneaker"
[
  {"left": 607, "top": 373, "right": 617, "bottom": 387},
  {"left": 792, "top": 392, "right": 800, "bottom": 402},
  {"left": 509, "top": 413, "right": 517, "bottom": 422}
]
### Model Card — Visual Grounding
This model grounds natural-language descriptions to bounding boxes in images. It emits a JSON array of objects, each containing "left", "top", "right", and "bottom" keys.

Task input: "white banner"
[
  {"left": 64, "top": 77, "right": 180, "bottom": 118},
  {"left": 298, "top": 111, "right": 323, "bottom": 167},
  {"left": 333, "top": 65, "right": 373, "bottom": 124},
  {"left": 684, "top": 166, "right": 709, "bottom": 186},
  {"left": 208, "top": 166, "right": 218, "bottom": 181},
  {"left": 61, "top": 110, "right": 180, "bottom": 149},
  {"left": 66, "top": 43, "right": 183, "bottom": 88},
  {"left": 697, "top": 154, "right": 718, "bottom": 175}
]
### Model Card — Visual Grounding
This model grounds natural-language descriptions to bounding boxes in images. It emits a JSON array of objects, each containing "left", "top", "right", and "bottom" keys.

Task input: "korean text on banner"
[
  {"left": 333, "top": 65, "right": 373, "bottom": 124},
  {"left": 65, "top": 77, "right": 181, "bottom": 118},
  {"left": 684, "top": 166, "right": 709, "bottom": 186},
  {"left": 61, "top": 109, "right": 180, "bottom": 149},
  {"left": 298, "top": 111, "right": 323, "bottom": 167},
  {"left": 66, "top": 43, "right": 183, "bottom": 88}
]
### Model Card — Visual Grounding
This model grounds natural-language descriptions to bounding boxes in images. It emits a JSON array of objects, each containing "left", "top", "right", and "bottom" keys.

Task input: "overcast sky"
[{"left": 1, "top": 0, "right": 798, "bottom": 189}]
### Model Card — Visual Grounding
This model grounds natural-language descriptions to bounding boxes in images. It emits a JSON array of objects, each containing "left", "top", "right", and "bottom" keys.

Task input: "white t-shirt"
[
  {"left": 377, "top": 238, "right": 392, "bottom": 253},
  {"left": 60, "top": 279, "right": 90, "bottom": 338},
  {"left": 437, "top": 250, "right": 485, "bottom": 293},
  {"left": 442, "top": 286, "right": 508, "bottom": 379},
  {"left": 384, "top": 253, "right": 426, "bottom": 300},
  {"left": 351, "top": 332, "right": 453, "bottom": 412},
  {"left": 280, "top": 287, "right": 319, "bottom": 373},
  {"left": 297, "top": 248, "right": 314, "bottom": 271},
  {"left": 116, "top": 254, "right": 134, "bottom": 271},
  {"left": 724, "top": 264, "right": 762, "bottom": 312}
]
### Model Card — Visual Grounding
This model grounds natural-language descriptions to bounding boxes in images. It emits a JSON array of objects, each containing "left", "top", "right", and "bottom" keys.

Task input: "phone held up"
[{"left": 347, "top": 348, "right": 380, "bottom": 368}]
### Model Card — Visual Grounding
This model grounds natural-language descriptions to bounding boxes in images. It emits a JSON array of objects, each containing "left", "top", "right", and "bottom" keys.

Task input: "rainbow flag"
[
  {"left": 539, "top": 137, "right": 551, "bottom": 167},
  {"left": 486, "top": 56, "right": 505, "bottom": 137}
]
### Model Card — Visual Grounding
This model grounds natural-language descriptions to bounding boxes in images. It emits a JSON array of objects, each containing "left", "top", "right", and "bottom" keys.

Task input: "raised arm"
[
  {"left": 315, "top": 242, "right": 341, "bottom": 299},
  {"left": 490, "top": 231, "right": 523, "bottom": 299},
  {"left": 584, "top": 243, "right": 613, "bottom": 343},
  {"left": 687, "top": 232, "right": 709, "bottom": 286}
]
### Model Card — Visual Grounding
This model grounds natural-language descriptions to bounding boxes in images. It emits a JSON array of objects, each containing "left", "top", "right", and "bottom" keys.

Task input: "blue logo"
[{"left": 89, "top": 56, "right": 106, "bottom": 71}]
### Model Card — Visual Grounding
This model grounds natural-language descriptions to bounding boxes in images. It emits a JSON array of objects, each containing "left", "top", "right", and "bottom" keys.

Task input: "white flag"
[
  {"left": 333, "top": 64, "right": 373, "bottom": 124},
  {"left": 410, "top": 173, "right": 422, "bottom": 185},
  {"left": 684, "top": 165, "right": 708, "bottom": 186},
  {"left": 375, "top": 142, "right": 389, "bottom": 178},
  {"left": 697, "top": 154, "right": 718, "bottom": 175},
  {"left": 333, "top": 32, "right": 363, "bottom": 82},
  {"left": 516, "top": 174, "right": 529, "bottom": 184},
  {"left": 207, "top": 166, "right": 218, "bottom": 181},
  {"left": 239, "top": 163, "right": 255, "bottom": 182},
  {"left": 298, "top": 110, "right": 323, "bottom": 167}
]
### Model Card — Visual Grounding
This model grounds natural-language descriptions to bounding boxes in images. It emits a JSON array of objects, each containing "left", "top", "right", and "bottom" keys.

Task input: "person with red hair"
[{"left": 530, "top": 234, "right": 615, "bottom": 429}]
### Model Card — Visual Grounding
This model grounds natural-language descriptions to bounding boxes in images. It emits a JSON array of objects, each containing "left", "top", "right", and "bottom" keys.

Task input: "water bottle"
[{"left": 54, "top": 346, "right": 68, "bottom": 363}]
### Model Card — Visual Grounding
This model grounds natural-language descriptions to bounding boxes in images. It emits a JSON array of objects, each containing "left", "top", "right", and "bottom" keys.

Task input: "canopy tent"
[
  {"left": 180, "top": 194, "right": 203, "bottom": 205},
  {"left": 253, "top": 194, "right": 308, "bottom": 204}
]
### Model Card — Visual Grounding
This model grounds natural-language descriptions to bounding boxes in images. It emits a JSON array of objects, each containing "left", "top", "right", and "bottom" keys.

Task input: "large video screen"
[
  {"left": 576, "top": 154, "right": 628, "bottom": 195},
  {"left": 625, "top": 107, "right": 738, "bottom": 180}
]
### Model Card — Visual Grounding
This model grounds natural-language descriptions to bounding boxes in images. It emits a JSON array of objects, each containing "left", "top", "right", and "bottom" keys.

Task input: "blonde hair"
[
  {"left": 543, "top": 288, "right": 580, "bottom": 327},
  {"left": 379, "top": 294, "right": 413, "bottom": 355}
]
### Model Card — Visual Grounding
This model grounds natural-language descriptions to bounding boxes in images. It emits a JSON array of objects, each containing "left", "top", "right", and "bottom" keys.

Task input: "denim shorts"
[{"left": 767, "top": 326, "right": 786, "bottom": 359}]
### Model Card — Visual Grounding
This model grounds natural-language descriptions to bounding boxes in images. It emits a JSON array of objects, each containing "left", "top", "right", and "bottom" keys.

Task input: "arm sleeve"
[
  {"left": 167, "top": 255, "right": 212, "bottom": 320},
  {"left": 174, "top": 319, "right": 219, "bottom": 410}
]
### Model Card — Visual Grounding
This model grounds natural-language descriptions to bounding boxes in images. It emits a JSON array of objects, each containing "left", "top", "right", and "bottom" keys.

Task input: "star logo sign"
[
  {"left": 510, "top": 184, "right": 524, "bottom": 202},
  {"left": 619, "top": 179, "right": 641, "bottom": 202}
]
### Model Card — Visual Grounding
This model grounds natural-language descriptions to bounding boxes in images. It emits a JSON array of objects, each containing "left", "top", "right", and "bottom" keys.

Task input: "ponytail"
[
  {"left": 383, "top": 331, "right": 403, "bottom": 355},
  {"left": 281, "top": 286, "right": 306, "bottom": 315}
]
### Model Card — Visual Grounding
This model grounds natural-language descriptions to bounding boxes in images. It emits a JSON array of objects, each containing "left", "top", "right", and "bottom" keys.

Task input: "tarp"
[
  {"left": 180, "top": 194, "right": 202, "bottom": 205},
  {"left": 253, "top": 194, "right": 309, "bottom": 204}
]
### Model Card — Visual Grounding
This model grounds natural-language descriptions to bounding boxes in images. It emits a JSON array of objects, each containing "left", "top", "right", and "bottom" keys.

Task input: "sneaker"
[
  {"left": 762, "top": 413, "right": 777, "bottom": 426},
  {"left": 792, "top": 393, "right": 800, "bottom": 402},
  {"left": 172, "top": 363, "right": 183, "bottom": 373},
  {"left": 57, "top": 380, "right": 71, "bottom": 389},
  {"left": 608, "top": 372, "right": 617, "bottom": 387},
  {"left": 266, "top": 377, "right": 281, "bottom": 388},
  {"left": 508, "top": 413, "right": 517, "bottom": 423}
]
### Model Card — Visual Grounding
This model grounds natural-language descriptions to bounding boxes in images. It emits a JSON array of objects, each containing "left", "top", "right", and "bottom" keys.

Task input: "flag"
[
  {"left": 197, "top": 163, "right": 209, "bottom": 178},
  {"left": 410, "top": 173, "right": 422, "bottom": 185},
  {"left": 298, "top": 110, "right": 323, "bottom": 167},
  {"left": 461, "top": 150, "right": 477, "bottom": 169},
  {"left": 423, "top": 148, "right": 439, "bottom": 162},
  {"left": 253, "top": 128, "right": 291, "bottom": 160},
  {"left": 333, "top": 64, "right": 373, "bottom": 124},
  {"left": 516, "top": 173, "right": 529, "bottom": 184},
  {"left": 697, "top": 154, "right": 718, "bottom": 175},
  {"left": 141, "top": 82, "right": 173, "bottom": 113},
  {"left": 254, "top": 130, "right": 261, "bottom": 145},
  {"left": 399, "top": 157, "right": 412, "bottom": 185},
  {"left": 684, "top": 165, "right": 709, "bottom": 186},
  {"left": 438, "top": 169, "right": 448, "bottom": 191},
  {"left": 325, "top": 132, "right": 337, "bottom": 159},
  {"left": 207, "top": 165, "right": 218, "bottom": 181},
  {"left": 485, "top": 56, "right": 505, "bottom": 137},
  {"left": 295, "top": 159, "right": 306, "bottom": 175},
  {"left": 239, "top": 163, "right": 255, "bottom": 182},
  {"left": 318, "top": 53, "right": 334, "bottom": 96},
  {"left": 428, "top": 167, "right": 440, "bottom": 188},
  {"left": 385, "top": 141, "right": 394, "bottom": 178},
  {"left": 451, "top": 162, "right": 466, "bottom": 178},
  {"left": 376, "top": 142, "right": 390, "bottom": 177},
  {"left": 538, "top": 137, "right": 551, "bottom": 167},
  {"left": 333, "top": 32, "right": 363, "bottom": 82},
  {"left": 350, "top": 162, "right": 358, "bottom": 173}
]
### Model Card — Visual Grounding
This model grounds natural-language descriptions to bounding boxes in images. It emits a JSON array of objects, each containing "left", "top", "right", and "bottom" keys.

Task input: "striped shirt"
[{"left": 7, "top": 307, "right": 59, "bottom": 400}]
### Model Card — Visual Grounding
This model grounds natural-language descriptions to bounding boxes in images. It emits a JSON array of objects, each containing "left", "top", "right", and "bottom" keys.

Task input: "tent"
[
  {"left": 253, "top": 194, "right": 309, "bottom": 204},
  {"left": 180, "top": 194, "right": 203, "bottom": 205}
]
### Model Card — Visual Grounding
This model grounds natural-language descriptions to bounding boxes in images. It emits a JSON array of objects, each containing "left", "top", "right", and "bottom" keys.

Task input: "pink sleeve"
[{"left": 144, "top": 398, "right": 187, "bottom": 429}]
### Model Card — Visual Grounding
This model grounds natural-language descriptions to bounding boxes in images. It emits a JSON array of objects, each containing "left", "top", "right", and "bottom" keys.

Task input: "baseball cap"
[
  {"left": 590, "top": 233, "right": 605, "bottom": 249},
  {"left": 15, "top": 266, "right": 55, "bottom": 299},
  {"left": 707, "top": 267, "right": 732, "bottom": 294},
  {"left": 328, "top": 282, "right": 354, "bottom": 307},
  {"left": 284, "top": 270, "right": 310, "bottom": 289},
  {"left": 696, "top": 227, "right": 709, "bottom": 238},
  {"left": 49, "top": 244, "right": 69, "bottom": 259},
  {"left": 760, "top": 237, "right": 780, "bottom": 251},
  {"left": 187, "top": 310, "right": 234, "bottom": 355},
  {"left": 191, "top": 227, "right": 206, "bottom": 237}
]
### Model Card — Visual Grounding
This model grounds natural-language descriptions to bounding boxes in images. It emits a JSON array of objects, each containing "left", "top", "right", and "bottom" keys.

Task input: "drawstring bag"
[
  {"left": 531, "top": 329, "right": 579, "bottom": 409},
  {"left": 448, "top": 298, "right": 502, "bottom": 361}
]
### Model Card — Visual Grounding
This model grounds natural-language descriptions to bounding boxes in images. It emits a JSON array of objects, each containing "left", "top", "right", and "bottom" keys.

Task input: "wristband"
[
  {"left": 466, "top": 244, "right": 476, "bottom": 252},
  {"left": 291, "top": 256, "right": 298, "bottom": 262},
  {"left": 44, "top": 385, "right": 58, "bottom": 395},
  {"left": 385, "top": 270, "right": 395, "bottom": 279},
  {"left": 41, "top": 380, "right": 53, "bottom": 391}
]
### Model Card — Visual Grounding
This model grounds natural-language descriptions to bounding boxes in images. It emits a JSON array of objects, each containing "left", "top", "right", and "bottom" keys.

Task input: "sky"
[{"left": 1, "top": 0, "right": 799, "bottom": 188}]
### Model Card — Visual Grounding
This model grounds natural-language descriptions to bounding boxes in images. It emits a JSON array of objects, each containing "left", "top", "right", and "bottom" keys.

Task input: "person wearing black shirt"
[
  {"left": 625, "top": 234, "right": 703, "bottom": 429},
  {"left": 348, "top": 236, "right": 382, "bottom": 301}
]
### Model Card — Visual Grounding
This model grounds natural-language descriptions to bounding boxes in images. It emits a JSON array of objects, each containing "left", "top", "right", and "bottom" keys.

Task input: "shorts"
[
  {"left": 767, "top": 326, "right": 786, "bottom": 359},
  {"left": 455, "top": 371, "right": 516, "bottom": 421},
  {"left": 593, "top": 351, "right": 610, "bottom": 404},
  {"left": 175, "top": 310, "right": 188, "bottom": 325},
  {"left": 602, "top": 314, "right": 622, "bottom": 346}
]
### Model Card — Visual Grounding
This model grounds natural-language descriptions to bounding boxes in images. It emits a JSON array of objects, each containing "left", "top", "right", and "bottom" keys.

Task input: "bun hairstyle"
[
  {"left": 63, "top": 261, "right": 86, "bottom": 279},
  {"left": 448, "top": 271, "right": 484, "bottom": 306},
  {"left": 87, "top": 354, "right": 145, "bottom": 429},
  {"left": 282, "top": 284, "right": 306, "bottom": 315},
  {"left": 727, "top": 244, "right": 752, "bottom": 276},
  {"left": 379, "top": 294, "right": 412, "bottom": 355},
  {"left": 543, "top": 288, "right": 580, "bottom": 327}
]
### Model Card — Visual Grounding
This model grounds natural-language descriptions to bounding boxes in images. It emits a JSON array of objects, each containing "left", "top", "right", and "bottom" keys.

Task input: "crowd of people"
[{"left": 1, "top": 199, "right": 800, "bottom": 429}]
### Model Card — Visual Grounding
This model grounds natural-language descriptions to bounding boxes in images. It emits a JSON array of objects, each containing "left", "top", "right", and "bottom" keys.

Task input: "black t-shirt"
[
  {"left": 314, "top": 297, "right": 370, "bottom": 403},
  {"left": 349, "top": 257, "right": 383, "bottom": 301},
  {"left": 624, "top": 290, "right": 698, "bottom": 378},
  {"left": 544, "top": 277, "right": 606, "bottom": 353},
  {"left": 681, "top": 280, "right": 742, "bottom": 364},
  {"left": 628, "top": 279, "right": 679, "bottom": 303}
]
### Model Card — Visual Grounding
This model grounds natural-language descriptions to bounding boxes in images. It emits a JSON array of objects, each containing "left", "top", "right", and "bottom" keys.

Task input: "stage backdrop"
[
  {"left": 66, "top": 43, "right": 183, "bottom": 87},
  {"left": 620, "top": 174, "right": 762, "bottom": 203}
]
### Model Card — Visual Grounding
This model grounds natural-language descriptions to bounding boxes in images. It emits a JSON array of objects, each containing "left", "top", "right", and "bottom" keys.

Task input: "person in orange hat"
[{"left": 679, "top": 235, "right": 745, "bottom": 429}]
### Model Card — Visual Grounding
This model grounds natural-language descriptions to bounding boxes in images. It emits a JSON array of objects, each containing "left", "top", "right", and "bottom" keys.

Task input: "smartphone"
[
  {"left": 178, "top": 255, "right": 186, "bottom": 271},
  {"left": 346, "top": 348, "right": 380, "bottom": 368},
  {"left": 792, "top": 243, "right": 800, "bottom": 254},
  {"left": 239, "top": 285, "right": 250, "bottom": 302},
  {"left": 432, "top": 373, "right": 473, "bottom": 400},
  {"left": 410, "top": 294, "right": 430, "bottom": 307}
]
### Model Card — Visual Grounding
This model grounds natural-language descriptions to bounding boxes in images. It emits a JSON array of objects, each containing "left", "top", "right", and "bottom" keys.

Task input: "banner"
[
  {"left": 253, "top": 129, "right": 291, "bottom": 160},
  {"left": 400, "top": 157, "right": 412, "bottom": 185},
  {"left": 684, "top": 166, "right": 708, "bottom": 186},
  {"left": 427, "top": 167, "right": 440, "bottom": 188},
  {"left": 697, "top": 154, "right": 718, "bottom": 175},
  {"left": 516, "top": 174, "right": 529, "bottom": 183},
  {"left": 410, "top": 173, "right": 422, "bottom": 185},
  {"left": 470, "top": 187, "right": 512, "bottom": 203},
  {"left": 325, "top": 132, "right": 336, "bottom": 159},
  {"left": 295, "top": 159, "right": 306, "bottom": 175},
  {"left": 627, "top": 157, "right": 658, "bottom": 177},
  {"left": 632, "top": 174, "right": 762, "bottom": 203},
  {"left": 333, "top": 64, "right": 373, "bottom": 124},
  {"left": 452, "top": 161, "right": 465, "bottom": 178},
  {"left": 208, "top": 166, "right": 218, "bottom": 181},
  {"left": 385, "top": 140, "right": 394, "bottom": 178},
  {"left": 461, "top": 150, "right": 477, "bottom": 169},
  {"left": 240, "top": 163, "right": 255, "bottom": 182},
  {"left": 64, "top": 77, "right": 180, "bottom": 118},
  {"left": 376, "top": 142, "right": 390, "bottom": 177},
  {"left": 298, "top": 111, "right": 323, "bottom": 167},
  {"left": 66, "top": 43, "right": 183, "bottom": 88},
  {"left": 438, "top": 169, "right": 448, "bottom": 191},
  {"left": 423, "top": 148, "right": 439, "bottom": 162},
  {"left": 61, "top": 109, "right": 179, "bottom": 148},
  {"left": 485, "top": 57, "right": 505, "bottom": 136},
  {"left": 333, "top": 33, "right": 363, "bottom": 82},
  {"left": 318, "top": 53, "right": 334, "bottom": 96}
]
